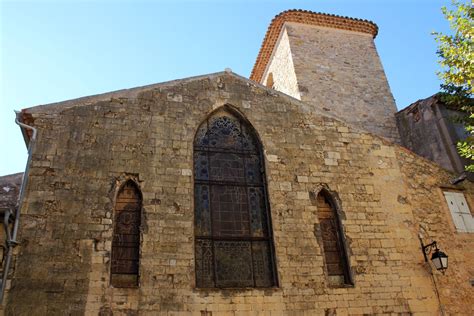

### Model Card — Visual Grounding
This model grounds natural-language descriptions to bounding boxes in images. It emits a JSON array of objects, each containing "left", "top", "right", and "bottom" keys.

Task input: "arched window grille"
[
  {"left": 193, "top": 108, "right": 277, "bottom": 288},
  {"left": 111, "top": 180, "right": 142, "bottom": 287},
  {"left": 316, "top": 190, "right": 352, "bottom": 286}
]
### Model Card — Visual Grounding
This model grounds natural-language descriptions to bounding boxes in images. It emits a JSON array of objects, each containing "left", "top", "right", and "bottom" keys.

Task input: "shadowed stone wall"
[
  {"left": 0, "top": 173, "right": 23, "bottom": 313},
  {"left": 396, "top": 95, "right": 470, "bottom": 177}
]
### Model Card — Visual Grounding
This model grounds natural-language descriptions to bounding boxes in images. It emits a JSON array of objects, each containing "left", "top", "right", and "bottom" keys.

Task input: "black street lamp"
[{"left": 420, "top": 239, "right": 448, "bottom": 274}]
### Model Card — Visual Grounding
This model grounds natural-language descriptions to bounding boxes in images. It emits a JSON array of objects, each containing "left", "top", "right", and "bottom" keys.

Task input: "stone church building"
[{"left": 1, "top": 10, "right": 473, "bottom": 315}]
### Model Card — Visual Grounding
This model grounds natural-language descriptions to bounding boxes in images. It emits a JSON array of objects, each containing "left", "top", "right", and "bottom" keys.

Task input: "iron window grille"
[{"left": 193, "top": 109, "right": 277, "bottom": 288}]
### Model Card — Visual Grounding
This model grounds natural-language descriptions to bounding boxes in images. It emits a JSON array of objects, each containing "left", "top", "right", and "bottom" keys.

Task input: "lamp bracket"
[{"left": 420, "top": 239, "right": 439, "bottom": 262}]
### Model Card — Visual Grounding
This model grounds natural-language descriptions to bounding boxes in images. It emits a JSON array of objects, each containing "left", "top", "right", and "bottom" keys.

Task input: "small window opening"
[
  {"left": 111, "top": 180, "right": 142, "bottom": 287},
  {"left": 266, "top": 73, "right": 275, "bottom": 89},
  {"left": 315, "top": 191, "right": 352, "bottom": 286},
  {"left": 408, "top": 105, "right": 421, "bottom": 122}
]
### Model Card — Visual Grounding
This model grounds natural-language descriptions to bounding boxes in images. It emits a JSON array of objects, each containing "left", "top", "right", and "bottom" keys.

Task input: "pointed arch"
[
  {"left": 314, "top": 187, "right": 353, "bottom": 286},
  {"left": 110, "top": 180, "right": 142, "bottom": 287},
  {"left": 193, "top": 106, "right": 277, "bottom": 288}
]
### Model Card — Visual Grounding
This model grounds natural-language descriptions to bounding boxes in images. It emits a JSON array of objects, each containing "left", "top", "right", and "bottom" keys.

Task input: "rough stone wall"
[
  {"left": 396, "top": 99, "right": 453, "bottom": 171},
  {"left": 396, "top": 148, "right": 474, "bottom": 315},
  {"left": 276, "top": 22, "right": 400, "bottom": 143},
  {"left": 396, "top": 96, "right": 469, "bottom": 175},
  {"left": 6, "top": 73, "right": 473, "bottom": 315},
  {"left": 262, "top": 27, "right": 301, "bottom": 100}
]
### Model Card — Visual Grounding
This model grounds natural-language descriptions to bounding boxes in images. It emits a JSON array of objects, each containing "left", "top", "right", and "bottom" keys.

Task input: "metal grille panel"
[
  {"left": 316, "top": 193, "right": 351, "bottom": 284},
  {"left": 111, "top": 181, "right": 141, "bottom": 287},
  {"left": 194, "top": 110, "right": 276, "bottom": 288}
]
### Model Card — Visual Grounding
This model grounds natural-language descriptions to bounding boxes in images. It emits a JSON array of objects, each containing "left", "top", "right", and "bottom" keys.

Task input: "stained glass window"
[
  {"left": 111, "top": 180, "right": 141, "bottom": 287},
  {"left": 316, "top": 191, "right": 352, "bottom": 286},
  {"left": 194, "top": 109, "right": 277, "bottom": 288}
]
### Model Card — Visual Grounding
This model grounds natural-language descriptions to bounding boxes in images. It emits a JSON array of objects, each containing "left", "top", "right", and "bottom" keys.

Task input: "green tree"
[{"left": 434, "top": 1, "right": 474, "bottom": 171}]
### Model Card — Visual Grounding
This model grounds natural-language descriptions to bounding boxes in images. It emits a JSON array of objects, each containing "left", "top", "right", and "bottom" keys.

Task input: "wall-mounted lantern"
[{"left": 420, "top": 239, "right": 448, "bottom": 274}]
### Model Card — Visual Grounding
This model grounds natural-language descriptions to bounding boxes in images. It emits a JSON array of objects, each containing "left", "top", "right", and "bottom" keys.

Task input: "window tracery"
[{"left": 194, "top": 109, "right": 277, "bottom": 288}]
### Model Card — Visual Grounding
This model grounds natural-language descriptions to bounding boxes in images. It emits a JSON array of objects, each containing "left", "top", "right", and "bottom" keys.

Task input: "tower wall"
[
  {"left": 260, "top": 22, "right": 400, "bottom": 143},
  {"left": 262, "top": 28, "right": 300, "bottom": 99}
]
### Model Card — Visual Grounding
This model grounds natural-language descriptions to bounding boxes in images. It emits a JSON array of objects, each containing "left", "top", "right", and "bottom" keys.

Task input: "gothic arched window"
[
  {"left": 111, "top": 180, "right": 142, "bottom": 287},
  {"left": 193, "top": 108, "right": 277, "bottom": 288},
  {"left": 315, "top": 190, "right": 352, "bottom": 286}
]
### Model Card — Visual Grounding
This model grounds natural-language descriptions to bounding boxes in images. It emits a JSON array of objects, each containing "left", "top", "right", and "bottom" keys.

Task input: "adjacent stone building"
[
  {"left": 1, "top": 9, "right": 473, "bottom": 316},
  {"left": 396, "top": 94, "right": 472, "bottom": 179}
]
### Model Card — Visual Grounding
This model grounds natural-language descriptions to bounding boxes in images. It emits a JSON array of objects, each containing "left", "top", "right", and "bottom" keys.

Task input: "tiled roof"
[{"left": 250, "top": 10, "right": 379, "bottom": 82}]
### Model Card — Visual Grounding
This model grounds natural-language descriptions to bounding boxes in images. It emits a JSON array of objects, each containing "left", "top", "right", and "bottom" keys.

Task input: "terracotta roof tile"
[{"left": 250, "top": 10, "right": 378, "bottom": 82}]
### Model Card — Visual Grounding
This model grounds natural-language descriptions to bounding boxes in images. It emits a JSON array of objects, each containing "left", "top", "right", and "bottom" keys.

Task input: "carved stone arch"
[
  {"left": 110, "top": 179, "right": 142, "bottom": 288},
  {"left": 310, "top": 184, "right": 353, "bottom": 286},
  {"left": 312, "top": 185, "right": 346, "bottom": 220},
  {"left": 194, "top": 104, "right": 265, "bottom": 147},
  {"left": 193, "top": 105, "right": 278, "bottom": 288},
  {"left": 110, "top": 174, "right": 143, "bottom": 204}
]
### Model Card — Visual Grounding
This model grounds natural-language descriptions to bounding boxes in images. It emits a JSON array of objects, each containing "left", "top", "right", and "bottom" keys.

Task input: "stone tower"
[{"left": 251, "top": 10, "right": 400, "bottom": 142}]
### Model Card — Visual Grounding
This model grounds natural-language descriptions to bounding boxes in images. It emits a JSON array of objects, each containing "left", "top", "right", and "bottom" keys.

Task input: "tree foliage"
[{"left": 434, "top": 1, "right": 474, "bottom": 172}]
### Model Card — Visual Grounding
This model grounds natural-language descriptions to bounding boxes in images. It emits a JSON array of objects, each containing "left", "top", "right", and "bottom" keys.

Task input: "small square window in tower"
[{"left": 443, "top": 191, "right": 474, "bottom": 233}]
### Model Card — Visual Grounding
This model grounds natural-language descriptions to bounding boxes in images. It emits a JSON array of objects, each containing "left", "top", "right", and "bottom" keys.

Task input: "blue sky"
[{"left": 1, "top": 0, "right": 453, "bottom": 175}]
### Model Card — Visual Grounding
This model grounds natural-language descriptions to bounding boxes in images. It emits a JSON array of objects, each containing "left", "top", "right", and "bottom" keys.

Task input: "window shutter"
[
  {"left": 452, "top": 192, "right": 474, "bottom": 233},
  {"left": 462, "top": 213, "right": 474, "bottom": 232},
  {"left": 443, "top": 191, "right": 467, "bottom": 232}
]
